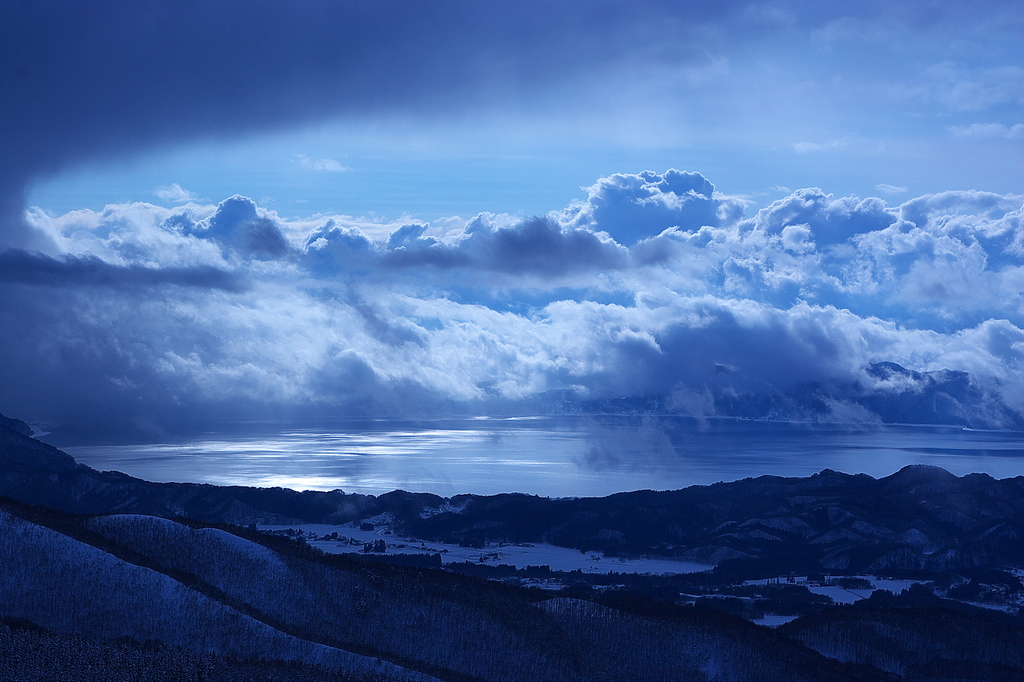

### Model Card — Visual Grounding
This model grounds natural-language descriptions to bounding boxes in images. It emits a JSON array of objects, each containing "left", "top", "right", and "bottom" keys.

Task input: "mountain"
[{"left": 405, "top": 465, "right": 1024, "bottom": 577}]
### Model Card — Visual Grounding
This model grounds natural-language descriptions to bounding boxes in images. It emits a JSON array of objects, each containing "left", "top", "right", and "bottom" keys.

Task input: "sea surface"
[{"left": 58, "top": 416, "right": 1024, "bottom": 498}]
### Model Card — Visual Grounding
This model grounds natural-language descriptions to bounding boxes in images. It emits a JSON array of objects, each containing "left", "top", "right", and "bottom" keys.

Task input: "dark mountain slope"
[
  {"left": 780, "top": 588, "right": 1024, "bottom": 680},
  {"left": 538, "top": 597, "right": 888, "bottom": 682},
  {"left": 0, "top": 414, "right": 436, "bottom": 524},
  {"left": 83, "top": 512, "right": 592, "bottom": 682},
  {"left": 0, "top": 620, "right": 373, "bottom": 682},
  {"left": 0, "top": 496, "right": 893, "bottom": 682}
]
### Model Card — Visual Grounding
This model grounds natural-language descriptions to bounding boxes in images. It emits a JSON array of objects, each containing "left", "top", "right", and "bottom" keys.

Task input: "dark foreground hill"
[{"left": 0, "top": 620, "right": 370, "bottom": 682}]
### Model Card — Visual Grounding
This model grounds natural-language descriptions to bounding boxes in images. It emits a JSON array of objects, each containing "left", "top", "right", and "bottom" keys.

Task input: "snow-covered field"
[
  {"left": 259, "top": 523, "right": 712, "bottom": 575},
  {"left": 744, "top": 576, "right": 918, "bottom": 604},
  {"left": 805, "top": 585, "right": 875, "bottom": 604}
]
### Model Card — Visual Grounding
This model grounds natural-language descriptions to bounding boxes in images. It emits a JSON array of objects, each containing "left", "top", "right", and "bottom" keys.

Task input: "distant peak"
[{"left": 886, "top": 464, "right": 958, "bottom": 482}]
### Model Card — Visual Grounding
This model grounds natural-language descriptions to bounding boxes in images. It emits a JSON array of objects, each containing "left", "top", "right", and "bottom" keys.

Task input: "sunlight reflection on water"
[{"left": 60, "top": 417, "right": 1024, "bottom": 497}]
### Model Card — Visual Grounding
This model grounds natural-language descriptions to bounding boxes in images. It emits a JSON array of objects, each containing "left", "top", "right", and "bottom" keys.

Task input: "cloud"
[
  {"left": 928, "top": 64, "right": 1024, "bottom": 112},
  {"left": 154, "top": 183, "right": 199, "bottom": 204},
  {"left": 948, "top": 123, "right": 1024, "bottom": 140},
  {"left": 875, "top": 184, "right": 907, "bottom": 195},
  {"left": 740, "top": 187, "right": 894, "bottom": 247},
  {"left": 295, "top": 155, "right": 350, "bottom": 172},
  {"left": 297, "top": 210, "right": 630, "bottom": 281},
  {"left": 793, "top": 138, "right": 855, "bottom": 154},
  {"left": 380, "top": 214, "right": 629, "bottom": 278},
  {"left": 2, "top": 0, "right": 1022, "bottom": 443},
  {"left": 846, "top": 190, "right": 1024, "bottom": 322},
  {"left": 561, "top": 170, "right": 745, "bottom": 246},
  {"left": 793, "top": 137, "right": 882, "bottom": 155},
  {"left": 191, "top": 196, "right": 291, "bottom": 259},
  {"left": 0, "top": 0, "right": 1018, "bottom": 268},
  {"left": 5, "top": 171, "right": 1024, "bottom": 437},
  {"left": 0, "top": 249, "right": 244, "bottom": 291}
]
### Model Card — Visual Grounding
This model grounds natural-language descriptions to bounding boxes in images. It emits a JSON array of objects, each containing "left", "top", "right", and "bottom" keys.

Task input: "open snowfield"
[
  {"left": 744, "top": 576, "right": 918, "bottom": 604},
  {"left": 260, "top": 523, "right": 712, "bottom": 575}
]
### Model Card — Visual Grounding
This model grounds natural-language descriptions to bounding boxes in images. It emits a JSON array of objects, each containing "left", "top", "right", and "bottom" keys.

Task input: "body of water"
[{"left": 58, "top": 416, "right": 1024, "bottom": 498}]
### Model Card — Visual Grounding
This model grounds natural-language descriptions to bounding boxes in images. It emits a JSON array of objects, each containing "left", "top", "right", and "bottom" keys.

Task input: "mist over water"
[{"left": 56, "top": 417, "right": 1024, "bottom": 498}]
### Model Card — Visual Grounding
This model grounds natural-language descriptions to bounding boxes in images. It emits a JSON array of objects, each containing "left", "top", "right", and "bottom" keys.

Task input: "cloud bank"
[
  {"left": 5, "top": 170, "right": 1024, "bottom": 438},
  {"left": 3, "top": 1, "right": 1021, "bottom": 439}
]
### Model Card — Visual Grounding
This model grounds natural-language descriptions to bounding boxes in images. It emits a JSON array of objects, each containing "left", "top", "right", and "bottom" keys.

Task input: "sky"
[{"left": 1, "top": 0, "right": 1023, "bottom": 441}]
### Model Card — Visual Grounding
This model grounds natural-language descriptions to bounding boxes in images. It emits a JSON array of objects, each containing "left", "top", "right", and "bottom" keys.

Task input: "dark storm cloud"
[
  {"left": 4, "top": 0, "right": 1021, "bottom": 252},
  {"left": 602, "top": 306, "right": 850, "bottom": 398},
  {"left": 0, "top": 249, "right": 244, "bottom": 291},
  {"left": 0, "top": 0, "right": 749, "bottom": 249}
]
